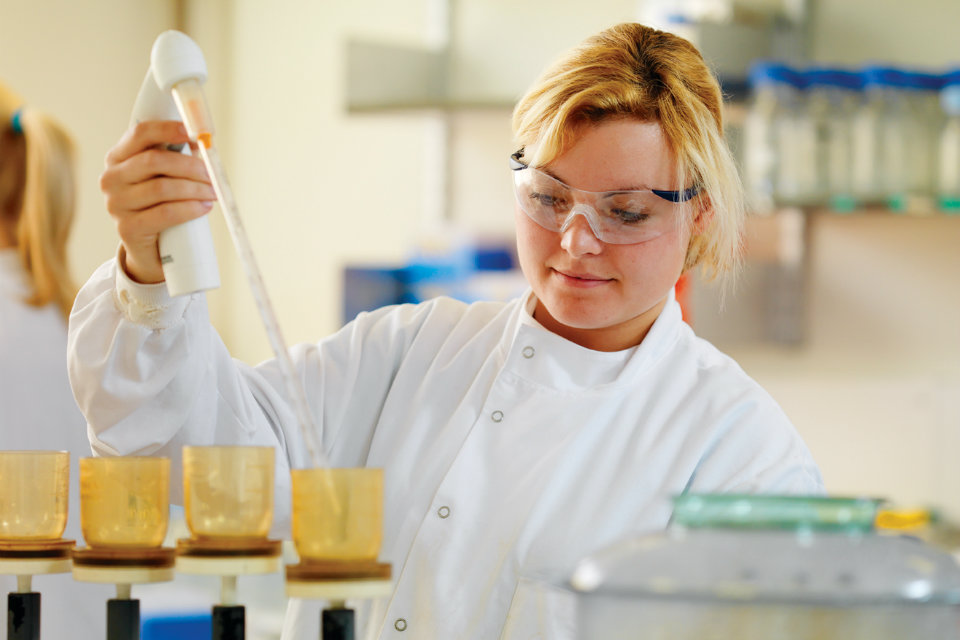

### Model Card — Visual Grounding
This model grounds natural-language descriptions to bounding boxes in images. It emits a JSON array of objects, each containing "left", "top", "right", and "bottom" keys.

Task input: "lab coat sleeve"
[
  {"left": 685, "top": 375, "right": 825, "bottom": 496},
  {"left": 68, "top": 257, "right": 432, "bottom": 520},
  {"left": 67, "top": 258, "right": 306, "bottom": 489}
]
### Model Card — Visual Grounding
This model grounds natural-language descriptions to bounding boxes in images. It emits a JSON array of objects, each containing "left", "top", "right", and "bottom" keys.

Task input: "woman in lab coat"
[
  {"left": 1, "top": 82, "right": 108, "bottom": 640},
  {"left": 69, "top": 23, "right": 823, "bottom": 639}
]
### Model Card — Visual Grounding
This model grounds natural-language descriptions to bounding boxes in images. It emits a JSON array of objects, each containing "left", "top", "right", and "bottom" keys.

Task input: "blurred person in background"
[{"left": 0, "top": 80, "right": 107, "bottom": 640}]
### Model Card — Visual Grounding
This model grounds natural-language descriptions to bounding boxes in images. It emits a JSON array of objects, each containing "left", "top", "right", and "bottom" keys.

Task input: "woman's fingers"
[
  {"left": 104, "top": 120, "right": 191, "bottom": 167},
  {"left": 125, "top": 145, "right": 212, "bottom": 186},
  {"left": 110, "top": 175, "right": 217, "bottom": 214},
  {"left": 114, "top": 199, "right": 215, "bottom": 284},
  {"left": 101, "top": 133, "right": 215, "bottom": 221},
  {"left": 115, "top": 199, "right": 215, "bottom": 241},
  {"left": 100, "top": 121, "right": 219, "bottom": 284},
  {"left": 101, "top": 147, "right": 212, "bottom": 201}
]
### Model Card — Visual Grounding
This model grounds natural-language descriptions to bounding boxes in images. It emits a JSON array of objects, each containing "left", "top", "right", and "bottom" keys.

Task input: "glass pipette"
[{"left": 171, "top": 79, "right": 327, "bottom": 470}]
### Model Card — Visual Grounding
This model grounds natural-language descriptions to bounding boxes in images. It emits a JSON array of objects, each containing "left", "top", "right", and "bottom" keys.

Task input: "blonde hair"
[
  {"left": 512, "top": 23, "right": 744, "bottom": 282},
  {"left": 1, "top": 82, "right": 78, "bottom": 320}
]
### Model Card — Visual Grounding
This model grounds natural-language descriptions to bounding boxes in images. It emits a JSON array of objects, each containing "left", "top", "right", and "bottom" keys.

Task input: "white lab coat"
[
  {"left": 0, "top": 249, "right": 109, "bottom": 640},
  {"left": 68, "top": 258, "right": 823, "bottom": 640}
]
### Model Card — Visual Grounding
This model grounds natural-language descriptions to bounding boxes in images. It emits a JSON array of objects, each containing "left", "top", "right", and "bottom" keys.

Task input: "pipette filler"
[{"left": 131, "top": 30, "right": 325, "bottom": 468}]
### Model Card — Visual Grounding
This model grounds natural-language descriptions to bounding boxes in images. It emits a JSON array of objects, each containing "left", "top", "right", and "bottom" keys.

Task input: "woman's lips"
[{"left": 552, "top": 268, "right": 613, "bottom": 288}]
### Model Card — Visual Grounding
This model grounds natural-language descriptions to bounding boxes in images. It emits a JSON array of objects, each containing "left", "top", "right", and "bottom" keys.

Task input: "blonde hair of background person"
[
  {"left": 513, "top": 22, "right": 744, "bottom": 284},
  {"left": 0, "top": 81, "right": 78, "bottom": 319}
]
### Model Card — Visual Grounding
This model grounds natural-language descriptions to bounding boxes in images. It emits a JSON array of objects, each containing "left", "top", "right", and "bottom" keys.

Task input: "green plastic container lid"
[{"left": 671, "top": 494, "right": 884, "bottom": 534}]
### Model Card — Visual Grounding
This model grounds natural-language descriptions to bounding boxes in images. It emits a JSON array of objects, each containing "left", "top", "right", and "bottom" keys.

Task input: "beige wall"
[
  {"left": 810, "top": 0, "right": 960, "bottom": 67},
  {"left": 214, "top": 0, "right": 437, "bottom": 362}
]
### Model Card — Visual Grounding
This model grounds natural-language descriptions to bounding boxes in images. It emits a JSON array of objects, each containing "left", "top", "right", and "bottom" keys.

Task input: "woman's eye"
[
  {"left": 531, "top": 192, "right": 564, "bottom": 208},
  {"left": 611, "top": 208, "right": 650, "bottom": 224}
]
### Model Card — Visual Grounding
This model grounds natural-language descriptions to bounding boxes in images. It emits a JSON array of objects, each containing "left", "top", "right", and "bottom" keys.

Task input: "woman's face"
[{"left": 514, "top": 118, "right": 694, "bottom": 352}]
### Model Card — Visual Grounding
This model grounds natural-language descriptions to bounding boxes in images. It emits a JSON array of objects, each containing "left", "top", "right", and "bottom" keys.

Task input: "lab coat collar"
[{"left": 501, "top": 287, "right": 683, "bottom": 392}]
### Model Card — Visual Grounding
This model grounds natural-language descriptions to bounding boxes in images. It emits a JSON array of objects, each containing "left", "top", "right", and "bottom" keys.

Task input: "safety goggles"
[{"left": 510, "top": 150, "right": 699, "bottom": 245}]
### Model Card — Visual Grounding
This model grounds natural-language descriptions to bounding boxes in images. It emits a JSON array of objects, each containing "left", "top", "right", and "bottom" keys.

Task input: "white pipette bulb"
[
  {"left": 150, "top": 30, "right": 208, "bottom": 91},
  {"left": 152, "top": 31, "right": 216, "bottom": 142}
]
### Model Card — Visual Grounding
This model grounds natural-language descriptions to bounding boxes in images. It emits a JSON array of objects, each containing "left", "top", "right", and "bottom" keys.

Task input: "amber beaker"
[
  {"left": 79, "top": 457, "right": 170, "bottom": 548},
  {"left": 291, "top": 468, "right": 383, "bottom": 562},
  {"left": 0, "top": 450, "right": 69, "bottom": 541},
  {"left": 182, "top": 446, "right": 274, "bottom": 540}
]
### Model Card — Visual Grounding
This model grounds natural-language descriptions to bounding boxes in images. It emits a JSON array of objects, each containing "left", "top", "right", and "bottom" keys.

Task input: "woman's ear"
[{"left": 691, "top": 195, "right": 714, "bottom": 234}]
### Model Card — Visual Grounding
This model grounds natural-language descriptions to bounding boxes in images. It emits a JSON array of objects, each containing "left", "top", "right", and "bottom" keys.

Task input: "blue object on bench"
[{"left": 142, "top": 613, "right": 212, "bottom": 640}]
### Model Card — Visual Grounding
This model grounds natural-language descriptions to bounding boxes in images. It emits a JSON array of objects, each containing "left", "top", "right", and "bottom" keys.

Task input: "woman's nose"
[{"left": 559, "top": 208, "right": 604, "bottom": 256}]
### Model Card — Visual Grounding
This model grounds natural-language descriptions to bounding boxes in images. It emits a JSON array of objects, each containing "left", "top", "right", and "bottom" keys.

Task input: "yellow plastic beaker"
[
  {"left": 182, "top": 446, "right": 274, "bottom": 540},
  {"left": 0, "top": 450, "right": 69, "bottom": 541},
  {"left": 79, "top": 457, "right": 170, "bottom": 548},
  {"left": 291, "top": 468, "right": 383, "bottom": 562}
]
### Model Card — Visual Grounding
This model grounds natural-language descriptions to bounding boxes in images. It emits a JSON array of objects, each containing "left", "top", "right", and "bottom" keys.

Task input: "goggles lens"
[{"left": 511, "top": 163, "right": 694, "bottom": 245}]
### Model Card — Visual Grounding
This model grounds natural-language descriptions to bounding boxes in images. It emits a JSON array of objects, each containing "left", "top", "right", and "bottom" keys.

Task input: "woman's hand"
[{"left": 100, "top": 121, "right": 217, "bottom": 284}]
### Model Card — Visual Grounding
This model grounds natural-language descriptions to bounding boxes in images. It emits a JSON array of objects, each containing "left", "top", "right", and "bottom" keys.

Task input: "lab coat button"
[
  {"left": 491, "top": 410, "right": 504, "bottom": 423},
  {"left": 438, "top": 506, "right": 451, "bottom": 519},
  {"left": 522, "top": 345, "right": 535, "bottom": 359},
  {"left": 394, "top": 618, "right": 407, "bottom": 632}
]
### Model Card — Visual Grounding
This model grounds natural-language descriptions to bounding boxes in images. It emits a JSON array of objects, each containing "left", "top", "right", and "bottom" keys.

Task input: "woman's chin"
[{"left": 537, "top": 302, "right": 617, "bottom": 333}]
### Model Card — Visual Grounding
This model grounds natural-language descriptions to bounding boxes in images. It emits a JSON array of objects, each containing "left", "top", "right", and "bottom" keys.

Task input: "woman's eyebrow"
[
  {"left": 540, "top": 166, "right": 651, "bottom": 193},
  {"left": 538, "top": 166, "right": 567, "bottom": 184}
]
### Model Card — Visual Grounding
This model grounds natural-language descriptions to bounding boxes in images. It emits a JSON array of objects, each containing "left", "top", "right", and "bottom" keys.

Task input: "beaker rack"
[{"left": 0, "top": 449, "right": 390, "bottom": 640}]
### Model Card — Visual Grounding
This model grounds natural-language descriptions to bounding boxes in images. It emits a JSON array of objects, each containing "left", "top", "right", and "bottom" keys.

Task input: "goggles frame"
[{"left": 509, "top": 149, "right": 699, "bottom": 245}]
